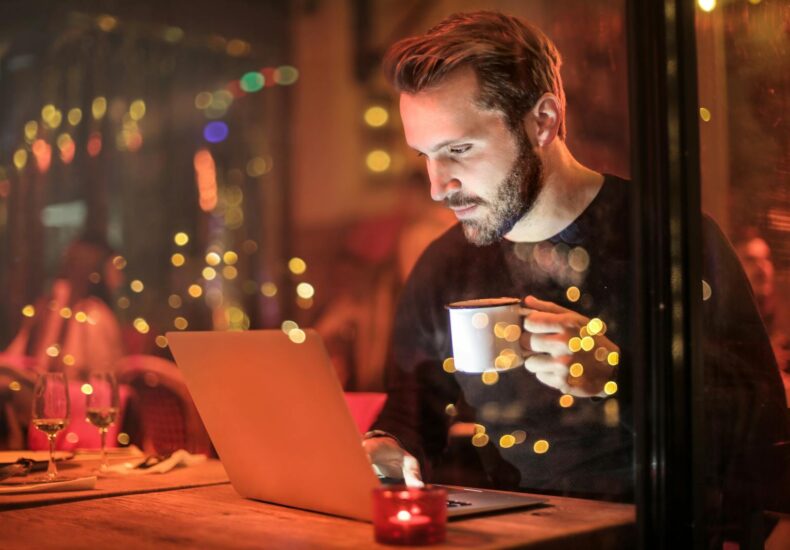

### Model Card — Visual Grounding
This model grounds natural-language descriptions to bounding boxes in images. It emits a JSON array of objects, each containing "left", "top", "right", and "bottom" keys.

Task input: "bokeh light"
[
  {"left": 203, "top": 121, "right": 229, "bottom": 144},
  {"left": 130, "top": 280, "right": 144, "bottom": 293},
  {"left": 226, "top": 39, "right": 250, "bottom": 57},
  {"left": 87, "top": 132, "right": 102, "bottom": 157},
  {"left": 188, "top": 284, "right": 203, "bottom": 298},
  {"left": 288, "top": 329, "right": 307, "bottom": 344},
  {"left": 442, "top": 357, "right": 455, "bottom": 373},
  {"left": 566, "top": 286, "right": 581, "bottom": 302},
  {"left": 223, "top": 251, "right": 238, "bottom": 265},
  {"left": 471, "top": 312, "right": 489, "bottom": 329},
  {"left": 205, "top": 252, "right": 221, "bottom": 266},
  {"left": 240, "top": 71, "right": 265, "bottom": 92},
  {"left": 296, "top": 282, "right": 315, "bottom": 299},
  {"left": 92, "top": 97, "right": 107, "bottom": 120},
  {"left": 163, "top": 26, "right": 184, "bottom": 43},
  {"left": 366, "top": 150, "right": 391, "bottom": 172},
  {"left": 96, "top": 14, "right": 118, "bottom": 32},
  {"left": 129, "top": 99, "right": 146, "bottom": 121},
  {"left": 364, "top": 106, "right": 389, "bottom": 127},
  {"left": 702, "top": 280, "right": 712, "bottom": 301},
  {"left": 481, "top": 370, "right": 499, "bottom": 385},
  {"left": 261, "top": 282, "right": 277, "bottom": 297},
  {"left": 559, "top": 394, "right": 574, "bottom": 408},
  {"left": 533, "top": 440, "right": 550, "bottom": 454},
  {"left": 67, "top": 108, "right": 82, "bottom": 126},
  {"left": 288, "top": 257, "right": 307, "bottom": 275},
  {"left": 195, "top": 92, "right": 212, "bottom": 110},
  {"left": 246, "top": 156, "right": 269, "bottom": 177},
  {"left": 174, "top": 232, "right": 189, "bottom": 246},
  {"left": 171, "top": 253, "right": 185, "bottom": 267},
  {"left": 273, "top": 65, "right": 299, "bottom": 85},
  {"left": 133, "top": 317, "right": 150, "bottom": 334},
  {"left": 24, "top": 120, "right": 38, "bottom": 141}
]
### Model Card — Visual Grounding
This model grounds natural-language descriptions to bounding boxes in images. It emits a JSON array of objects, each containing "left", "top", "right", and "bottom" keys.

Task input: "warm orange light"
[{"left": 194, "top": 149, "right": 217, "bottom": 211}]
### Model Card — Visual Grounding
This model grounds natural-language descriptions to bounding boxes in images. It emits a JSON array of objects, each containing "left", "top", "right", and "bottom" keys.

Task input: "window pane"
[{"left": 696, "top": 0, "right": 790, "bottom": 544}]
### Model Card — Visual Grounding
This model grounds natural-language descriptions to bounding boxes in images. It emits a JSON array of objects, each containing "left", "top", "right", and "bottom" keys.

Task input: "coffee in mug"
[{"left": 446, "top": 298, "right": 524, "bottom": 374}]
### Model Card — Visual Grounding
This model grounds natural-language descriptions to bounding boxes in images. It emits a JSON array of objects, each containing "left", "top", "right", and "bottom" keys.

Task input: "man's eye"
[
  {"left": 416, "top": 152, "right": 426, "bottom": 158},
  {"left": 449, "top": 144, "right": 471, "bottom": 155}
]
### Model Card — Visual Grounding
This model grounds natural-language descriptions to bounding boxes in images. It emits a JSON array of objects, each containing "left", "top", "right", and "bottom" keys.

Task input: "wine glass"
[
  {"left": 31, "top": 372, "right": 70, "bottom": 481},
  {"left": 85, "top": 371, "right": 119, "bottom": 473}
]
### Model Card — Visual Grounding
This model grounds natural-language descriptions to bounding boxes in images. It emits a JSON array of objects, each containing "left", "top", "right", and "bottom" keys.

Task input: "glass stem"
[
  {"left": 100, "top": 428, "right": 108, "bottom": 470},
  {"left": 47, "top": 434, "right": 57, "bottom": 480}
]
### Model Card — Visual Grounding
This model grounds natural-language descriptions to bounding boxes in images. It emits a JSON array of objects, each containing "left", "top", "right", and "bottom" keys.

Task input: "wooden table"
[{"left": 1, "top": 460, "right": 635, "bottom": 549}]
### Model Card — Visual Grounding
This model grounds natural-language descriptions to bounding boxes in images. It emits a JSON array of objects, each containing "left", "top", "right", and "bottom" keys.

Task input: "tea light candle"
[{"left": 372, "top": 486, "right": 447, "bottom": 545}]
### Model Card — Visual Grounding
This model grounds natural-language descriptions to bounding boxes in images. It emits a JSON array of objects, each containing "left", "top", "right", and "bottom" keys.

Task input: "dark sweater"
[{"left": 373, "top": 175, "right": 788, "bottom": 518}]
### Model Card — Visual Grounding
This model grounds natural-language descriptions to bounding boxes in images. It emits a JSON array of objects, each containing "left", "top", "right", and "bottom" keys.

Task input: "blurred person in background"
[
  {"left": 0, "top": 232, "right": 126, "bottom": 448},
  {"left": 2, "top": 232, "right": 125, "bottom": 378}
]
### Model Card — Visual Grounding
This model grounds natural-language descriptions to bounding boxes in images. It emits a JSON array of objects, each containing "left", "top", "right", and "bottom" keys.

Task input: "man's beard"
[{"left": 448, "top": 130, "right": 543, "bottom": 246}]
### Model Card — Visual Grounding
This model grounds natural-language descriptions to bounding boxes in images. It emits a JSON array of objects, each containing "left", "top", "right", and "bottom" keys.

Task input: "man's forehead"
[{"left": 398, "top": 71, "right": 504, "bottom": 149}]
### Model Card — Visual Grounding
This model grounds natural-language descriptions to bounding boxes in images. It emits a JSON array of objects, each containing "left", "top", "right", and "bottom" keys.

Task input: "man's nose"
[{"left": 427, "top": 160, "right": 460, "bottom": 202}]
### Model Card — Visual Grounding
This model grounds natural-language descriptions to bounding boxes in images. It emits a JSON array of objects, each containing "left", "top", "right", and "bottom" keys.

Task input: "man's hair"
[{"left": 384, "top": 11, "right": 566, "bottom": 139}]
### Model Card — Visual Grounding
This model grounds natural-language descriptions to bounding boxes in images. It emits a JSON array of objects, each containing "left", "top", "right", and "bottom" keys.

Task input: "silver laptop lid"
[{"left": 167, "top": 329, "right": 379, "bottom": 521}]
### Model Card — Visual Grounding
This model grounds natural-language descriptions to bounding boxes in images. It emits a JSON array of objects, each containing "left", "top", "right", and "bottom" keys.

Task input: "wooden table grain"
[
  {"left": 1, "top": 461, "right": 635, "bottom": 549},
  {"left": 0, "top": 458, "right": 230, "bottom": 510}
]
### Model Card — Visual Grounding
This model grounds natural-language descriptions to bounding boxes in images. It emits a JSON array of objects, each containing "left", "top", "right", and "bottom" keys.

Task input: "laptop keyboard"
[{"left": 447, "top": 499, "right": 472, "bottom": 508}]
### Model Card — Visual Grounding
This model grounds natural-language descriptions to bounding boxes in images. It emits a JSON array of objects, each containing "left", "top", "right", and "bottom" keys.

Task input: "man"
[{"left": 362, "top": 9, "right": 787, "bottom": 531}]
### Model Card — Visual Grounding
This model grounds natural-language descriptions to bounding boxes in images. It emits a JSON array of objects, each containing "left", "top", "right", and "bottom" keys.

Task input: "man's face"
[{"left": 400, "top": 68, "right": 542, "bottom": 246}]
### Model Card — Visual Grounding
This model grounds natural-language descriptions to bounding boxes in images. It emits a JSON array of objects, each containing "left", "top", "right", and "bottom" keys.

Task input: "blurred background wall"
[{"left": 1, "top": 0, "right": 783, "bottom": 391}]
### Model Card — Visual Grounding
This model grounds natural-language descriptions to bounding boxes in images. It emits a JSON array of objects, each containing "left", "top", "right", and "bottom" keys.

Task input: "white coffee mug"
[{"left": 446, "top": 298, "right": 524, "bottom": 373}]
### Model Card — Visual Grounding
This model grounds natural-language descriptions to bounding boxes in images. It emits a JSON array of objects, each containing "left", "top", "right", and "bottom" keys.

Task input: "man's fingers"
[
  {"left": 402, "top": 455, "right": 424, "bottom": 488},
  {"left": 535, "top": 371, "right": 568, "bottom": 391},
  {"left": 524, "top": 295, "right": 569, "bottom": 314},
  {"left": 530, "top": 333, "right": 571, "bottom": 357},
  {"left": 523, "top": 353, "right": 568, "bottom": 375},
  {"left": 523, "top": 311, "right": 565, "bottom": 334}
]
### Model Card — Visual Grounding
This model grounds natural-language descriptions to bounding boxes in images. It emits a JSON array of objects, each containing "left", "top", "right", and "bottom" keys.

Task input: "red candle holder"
[{"left": 372, "top": 485, "right": 447, "bottom": 546}]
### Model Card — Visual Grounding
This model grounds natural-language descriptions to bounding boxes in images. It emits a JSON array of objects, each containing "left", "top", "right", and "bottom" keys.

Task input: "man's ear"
[{"left": 523, "top": 93, "right": 561, "bottom": 148}]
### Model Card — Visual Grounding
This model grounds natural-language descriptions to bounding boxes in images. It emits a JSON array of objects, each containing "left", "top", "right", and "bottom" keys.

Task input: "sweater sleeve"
[{"left": 371, "top": 237, "right": 462, "bottom": 476}]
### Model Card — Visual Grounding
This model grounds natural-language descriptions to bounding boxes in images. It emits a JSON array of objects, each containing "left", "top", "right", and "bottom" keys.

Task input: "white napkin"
[
  {"left": 0, "top": 476, "right": 97, "bottom": 494},
  {"left": 106, "top": 449, "right": 206, "bottom": 475}
]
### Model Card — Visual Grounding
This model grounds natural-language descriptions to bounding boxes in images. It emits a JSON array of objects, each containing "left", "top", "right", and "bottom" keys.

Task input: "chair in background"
[
  {"left": 0, "top": 365, "right": 36, "bottom": 450},
  {"left": 343, "top": 392, "right": 386, "bottom": 433},
  {"left": 116, "top": 354, "right": 213, "bottom": 456}
]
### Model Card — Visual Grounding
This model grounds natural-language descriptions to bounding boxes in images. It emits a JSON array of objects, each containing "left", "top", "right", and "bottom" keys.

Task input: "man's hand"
[
  {"left": 362, "top": 436, "right": 424, "bottom": 487},
  {"left": 519, "top": 295, "right": 619, "bottom": 397}
]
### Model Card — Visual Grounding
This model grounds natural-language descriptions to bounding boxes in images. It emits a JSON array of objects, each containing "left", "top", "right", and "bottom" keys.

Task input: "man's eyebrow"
[{"left": 410, "top": 139, "right": 468, "bottom": 155}]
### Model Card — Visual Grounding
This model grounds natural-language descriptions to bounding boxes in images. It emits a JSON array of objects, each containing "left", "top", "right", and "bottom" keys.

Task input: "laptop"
[{"left": 166, "top": 329, "right": 544, "bottom": 521}]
